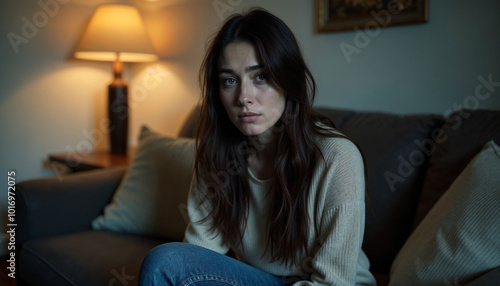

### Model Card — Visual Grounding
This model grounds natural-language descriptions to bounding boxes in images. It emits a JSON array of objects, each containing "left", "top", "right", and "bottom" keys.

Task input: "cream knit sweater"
[{"left": 185, "top": 135, "right": 376, "bottom": 286}]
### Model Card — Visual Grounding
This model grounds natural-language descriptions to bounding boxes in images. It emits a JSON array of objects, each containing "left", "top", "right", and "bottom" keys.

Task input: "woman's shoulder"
[
  {"left": 313, "top": 124, "right": 362, "bottom": 161},
  {"left": 311, "top": 124, "right": 366, "bottom": 208}
]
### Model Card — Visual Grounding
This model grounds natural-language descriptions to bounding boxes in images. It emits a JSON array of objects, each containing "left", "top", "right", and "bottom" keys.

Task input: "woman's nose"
[{"left": 238, "top": 80, "right": 254, "bottom": 106}]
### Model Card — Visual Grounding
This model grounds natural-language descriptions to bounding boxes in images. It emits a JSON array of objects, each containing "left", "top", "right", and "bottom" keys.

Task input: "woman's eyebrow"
[
  {"left": 245, "top": 64, "right": 263, "bottom": 72},
  {"left": 218, "top": 64, "right": 264, "bottom": 75},
  {"left": 218, "top": 68, "right": 234, "bottom": 75}
]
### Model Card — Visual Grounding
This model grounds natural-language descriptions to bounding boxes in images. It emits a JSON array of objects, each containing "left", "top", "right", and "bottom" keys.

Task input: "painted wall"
[{"left": 0, "top": 0, "right": 499, "bottom": 255}]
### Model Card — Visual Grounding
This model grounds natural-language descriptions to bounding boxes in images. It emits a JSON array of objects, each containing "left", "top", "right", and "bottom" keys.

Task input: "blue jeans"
[{"left": 139, "top": 242, "right": 291, "bottom": 286}]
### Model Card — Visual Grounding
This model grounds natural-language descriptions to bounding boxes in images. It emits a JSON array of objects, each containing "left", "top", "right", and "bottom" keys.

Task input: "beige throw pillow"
[
  {"left": 389, "top": 140, "right": 500, "bottom": 286},
  {"left": 92, "top": 126, "right": 195, "bottom": 241}
]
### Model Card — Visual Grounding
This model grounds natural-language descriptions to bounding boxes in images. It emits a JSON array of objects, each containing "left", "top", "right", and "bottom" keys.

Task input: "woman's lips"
[{"left": 238, "top": 112, "right": 260, "bottom": 123}]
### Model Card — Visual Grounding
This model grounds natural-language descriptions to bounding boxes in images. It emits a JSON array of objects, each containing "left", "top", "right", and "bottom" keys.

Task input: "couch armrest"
[
  {"left": 466, "top": 266, "right": 500, "bottom": 286},
  {"left": 16, "top": 166, "right": 127, "bottom": 246}
]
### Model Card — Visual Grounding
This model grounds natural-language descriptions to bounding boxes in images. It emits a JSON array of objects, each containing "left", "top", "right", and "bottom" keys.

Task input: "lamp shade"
[{"left": 74, "top": 5, "right": 158, "bottom": 62}]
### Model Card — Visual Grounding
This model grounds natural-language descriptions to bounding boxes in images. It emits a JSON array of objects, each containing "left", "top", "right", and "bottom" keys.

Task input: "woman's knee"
[
  {"left": 142, "top": 242, "right": 188, "bottom": 270},
  {"left": 140, "top": 242, "right": 193, "bottom": 285}
]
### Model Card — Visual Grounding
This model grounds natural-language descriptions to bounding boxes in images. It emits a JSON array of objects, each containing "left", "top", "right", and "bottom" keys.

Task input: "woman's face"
[{"left": 218, "top": 41, "right": 286, "bottom": 138}]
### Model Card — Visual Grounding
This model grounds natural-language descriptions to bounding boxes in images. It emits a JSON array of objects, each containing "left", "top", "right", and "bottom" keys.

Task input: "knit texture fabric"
[
  {"left": 185, "top": 135, "right": 376, "bottom": 285},
  {"left": 389, "top": 140, "right": 500, "bottom": 286}
]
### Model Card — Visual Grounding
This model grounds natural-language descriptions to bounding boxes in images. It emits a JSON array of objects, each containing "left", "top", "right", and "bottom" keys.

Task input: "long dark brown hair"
[{"left": 195, "top": 8, "right": 353, "bottom": 265}]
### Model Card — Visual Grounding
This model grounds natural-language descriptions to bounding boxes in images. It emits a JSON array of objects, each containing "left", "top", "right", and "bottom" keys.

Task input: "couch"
[{"left": 15, "top": 107, "right": 500, "bottom": 286}]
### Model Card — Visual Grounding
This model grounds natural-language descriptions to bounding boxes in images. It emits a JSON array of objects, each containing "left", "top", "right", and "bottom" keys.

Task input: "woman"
[{"left": 139, "top": 8, "right": 376, "bottom": 286}]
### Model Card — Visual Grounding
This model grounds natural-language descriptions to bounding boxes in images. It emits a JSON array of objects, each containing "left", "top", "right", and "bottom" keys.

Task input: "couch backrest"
[
  {"left": 178, "top": 106, "right": 200, "bottom": 138},
  {"left": 412, "top": 109, "right": 500, "bottom": 229}
]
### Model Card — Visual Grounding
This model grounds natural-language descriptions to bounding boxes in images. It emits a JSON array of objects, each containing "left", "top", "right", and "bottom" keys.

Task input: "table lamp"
[{"left": 74, "top": 4, "right": 158, "bottom": 155}]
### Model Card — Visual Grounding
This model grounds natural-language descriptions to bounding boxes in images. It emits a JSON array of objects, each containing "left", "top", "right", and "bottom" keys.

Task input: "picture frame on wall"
[{"left": 316, "top": 0, "right": 428, "bottom": 33}]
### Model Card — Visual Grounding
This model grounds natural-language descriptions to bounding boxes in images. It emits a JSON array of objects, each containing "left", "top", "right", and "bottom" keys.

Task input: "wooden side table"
[{"left": 47, "top": 150, "right": 133, "bottom": 174}]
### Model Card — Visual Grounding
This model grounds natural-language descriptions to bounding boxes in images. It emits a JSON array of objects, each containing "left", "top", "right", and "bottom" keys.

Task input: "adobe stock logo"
[
  {"left": 384, "top": 73, "right": 499, "bottom": 192},
  {"left": 212, "top": 0, "right": 243, "bottom": 21},
  {"left": 339, "top": 0, "right": 402, "bottom": 63},
  {"left": 108, "top": 267, "right": 134, "bottom": 286},
  {"left": 6, "top": 0, "right": 70, "bottom": 54}
]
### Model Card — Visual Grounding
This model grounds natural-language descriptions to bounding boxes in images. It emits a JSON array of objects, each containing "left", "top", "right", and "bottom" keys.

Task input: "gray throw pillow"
[{"left": 92, "top": 126, "right": 195, "bottom": 241}]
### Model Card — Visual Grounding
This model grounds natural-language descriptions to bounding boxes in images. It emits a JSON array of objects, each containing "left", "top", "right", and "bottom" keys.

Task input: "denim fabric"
[{"left": 139, "top": 242, "right": 290, "bottom": 286}]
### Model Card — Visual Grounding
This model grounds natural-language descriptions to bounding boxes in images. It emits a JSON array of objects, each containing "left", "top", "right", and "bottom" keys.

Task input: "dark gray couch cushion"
[
  {"left": 412, "top": 109, "right": 500, "bottom": 229},
  {"left": 177, "top": 106, "right": 200, "bottom": 138},
  {"left": 19, "top": 230, "right": 166, "bottom": 286},
  {"left": 335, "top": 111, "right": 443, "bottom": 274},
  {"left": 314, "top": 107, "right": 355, "bottom": 128}
]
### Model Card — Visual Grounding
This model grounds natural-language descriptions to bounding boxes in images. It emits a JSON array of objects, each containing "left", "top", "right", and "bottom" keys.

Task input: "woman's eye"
[
  {"left": 222, "top": 78, "right": 237, "bottom": 86},
  {"left": 255, "top": 73, "right": 266, "bottom": 83}
]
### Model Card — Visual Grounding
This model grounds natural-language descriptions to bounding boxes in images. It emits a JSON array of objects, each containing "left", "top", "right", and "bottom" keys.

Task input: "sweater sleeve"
[
  {"left": 293, "top": 137, "right": 370, "bottom": 286},
  {"left": 293, "top": 202, "right": 367, "bottom": 286},
  {"left": 183, "top": 175, "right": 230, "bottom": 254}
]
